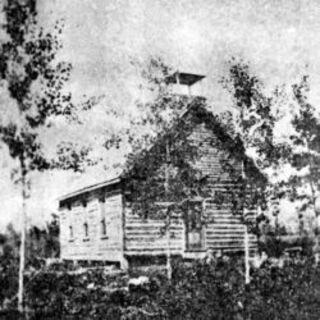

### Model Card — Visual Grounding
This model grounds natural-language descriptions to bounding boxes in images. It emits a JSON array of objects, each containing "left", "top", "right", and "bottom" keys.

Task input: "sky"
[{"left": 1, "top": 0, "right": 320, "bottom": 230}]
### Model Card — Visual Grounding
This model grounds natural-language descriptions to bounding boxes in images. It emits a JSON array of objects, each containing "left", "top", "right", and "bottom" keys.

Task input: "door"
[{"left": 185, "top": 205, "right": 205, "bottom": 250}]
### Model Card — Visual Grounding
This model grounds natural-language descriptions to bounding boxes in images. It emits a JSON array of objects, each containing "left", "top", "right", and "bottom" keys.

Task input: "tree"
[
  {"left": 25, "top": 213, "right": 60, "bottom": 269},
  {"left": 285, "top": 76, "right": 320, "bottom": 262},
  {"left": 108, "top": 57, "right": 209, "bottom": 280},
  {"left": 221, "top": 59, "right": 320, "bottom": 267},
  {"left": 0, "top": 0, "right": 93, "bottom": 312},
  {"left": 288, "top": 77, "right": 320, "bottom": 214},
  {"left": 0, "top": 225, "right": 19, "bottom": 308},
  {"left": 220, "top": 58, "right": 288, "bottom": 282}
]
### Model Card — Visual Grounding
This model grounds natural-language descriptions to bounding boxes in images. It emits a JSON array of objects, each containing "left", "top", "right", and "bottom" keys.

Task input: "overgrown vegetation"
[
  {"left": 0, "top": 217, "right": 59, "bottom": 310},
  {"left": 1, "top": 217, "right": 318, "bottom": 319},
  {"left": 0, "top": 256, "right": 317, "bottom": 319}
]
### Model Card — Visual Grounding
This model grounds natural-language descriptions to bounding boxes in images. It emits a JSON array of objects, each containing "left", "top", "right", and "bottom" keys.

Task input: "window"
[
  {"left": 69, "top": 225, "right": 74, "bottom": 241},
  {"left": 83, "top": 222, "right": 89, "bottom": 241},
  {"left": 100, "top": 218, "right": 108, "bottom": 239}
]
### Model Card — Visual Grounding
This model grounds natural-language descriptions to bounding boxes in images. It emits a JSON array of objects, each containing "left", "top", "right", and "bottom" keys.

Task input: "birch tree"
[
  {"left": 109, "top": 57, "right": 209, "bottom": 280},
  {"left": 220, "top": 59, "right": 286, "bottom": 282},
  {"left": 286, "top": 76, "right": 320, "bottom": 263},
  {"left": 221, "top": 59, "right": 320, "bottom": 270},
  {"left": 0, "top": 0, "right": 94, "bottom": 312}
]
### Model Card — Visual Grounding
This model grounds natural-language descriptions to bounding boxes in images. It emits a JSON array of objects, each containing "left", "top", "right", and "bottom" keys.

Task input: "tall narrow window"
[
  {"left": 69, "top": 225, "right": 73, "bottom": 240},
  {"left": 101, "top": 218, "right": 107, "bottom": 238},
  {"left": 83, "top": 222, "right": 89, "bottom": 238}
]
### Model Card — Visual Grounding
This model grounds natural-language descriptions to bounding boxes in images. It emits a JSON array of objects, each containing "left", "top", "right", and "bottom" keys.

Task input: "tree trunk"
[
  {"left": 244, "top": 225, "right": 250, "bottom": 285},
  {"left": 166, "top": 211, "right": 172, "bottom": 281},
  {"left": 164, "top": 140, "right": 172, "bottom": 282},
  {"left": 241, "top": 158, "right": 250, "bottom": 284},
  {"left": 305, "top": 141, "right": 319, "bottom": 266},
  {"left": 18, "top": 156, "right": 27, "bottom": 313}
]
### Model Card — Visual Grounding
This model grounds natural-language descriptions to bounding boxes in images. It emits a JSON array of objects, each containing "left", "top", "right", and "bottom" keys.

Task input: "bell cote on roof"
[{"left": 165, "top": 71, "right": 205, "bottom": 97}]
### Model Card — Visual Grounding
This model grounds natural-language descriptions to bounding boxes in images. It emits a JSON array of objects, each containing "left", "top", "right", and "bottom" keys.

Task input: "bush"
[
  {"left": 7, "top": 257, "right": 320, "bottom": 319},
  {"left": 155, "top": 258, "right": 244, "bottom": 320},
  {"left": 259, "top": 234, "right": 315, "bottom": 258},
  {"left": 145, "top": 257, "right": 320, "bottom": 320},
  {"left": 0, "top": 250, "right": 18, "bottom": 308},
  {"left": 25, "top": 268, "right": 129, "bottom": 318}
]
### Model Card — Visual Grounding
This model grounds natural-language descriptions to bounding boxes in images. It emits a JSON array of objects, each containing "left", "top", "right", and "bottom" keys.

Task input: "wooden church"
[{"left": 58, "top": 72, "right": 265, "bottom": 268}]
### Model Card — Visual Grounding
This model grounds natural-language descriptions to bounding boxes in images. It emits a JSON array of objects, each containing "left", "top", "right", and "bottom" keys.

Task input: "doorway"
[{"left": 185, "top": 204, "right": 205, "bottom": 250}]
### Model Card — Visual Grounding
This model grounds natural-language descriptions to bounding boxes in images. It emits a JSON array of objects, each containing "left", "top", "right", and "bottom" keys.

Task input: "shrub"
[{"left": 5, "top": 257, "right": 320, "bottom": 319}]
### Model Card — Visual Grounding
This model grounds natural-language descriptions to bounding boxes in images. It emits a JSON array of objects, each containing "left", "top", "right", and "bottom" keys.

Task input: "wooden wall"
[
  {"left": 124, "top": 207, "right": 185, "bottom": 256},
  {"left": 123, "top": 120, "right": 258, "bottom": 256},
  {"left": 190, "top": 122, "right": 257, "bottom": 252},
  {"left": 59, "top": 190, "right": 124, "bottom": 261},
  {"left": 204, "top": 202, "right": 257, "bottom": 253},
  {"left": 123, "top": 204, "right": 256, "bottom": 256}
]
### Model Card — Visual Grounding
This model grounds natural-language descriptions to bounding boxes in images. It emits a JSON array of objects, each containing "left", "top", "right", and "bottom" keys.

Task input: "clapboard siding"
[
  {"left": 123, "top": 121, "right": 258, "bottom": 256},
  {"left": 124, "top": 205, "right": 257, "bottom": 255},
  {"left": 203, "top": 200, "right": 257, "bottom": 252},
  {"left": 124, "top": 208, "right": 185, "bottom": 255},
  {"left": 192, "top": 123, "right": 257, "bottom": 252},
  {"left": 60, "top": 190, "right": 123, "bottom": 261}
]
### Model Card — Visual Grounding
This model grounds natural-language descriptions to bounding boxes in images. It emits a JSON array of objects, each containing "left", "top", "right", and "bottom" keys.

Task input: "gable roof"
[
  {"left": 59, "top": 97, "right": 266, "bottom": 203},
  {"left": 58, "top": 177, "right": 121, "bottom": 202}
]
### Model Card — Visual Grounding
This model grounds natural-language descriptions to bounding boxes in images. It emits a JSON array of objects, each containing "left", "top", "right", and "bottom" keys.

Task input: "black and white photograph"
[{"left": 1, "top": 0, "right": 320, "bottom": 318}]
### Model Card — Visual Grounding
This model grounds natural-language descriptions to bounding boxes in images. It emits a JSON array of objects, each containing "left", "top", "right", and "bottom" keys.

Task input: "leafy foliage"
[
  {"left": 221, "top": 59, "right": 277, "bottom": 164},
  {"left": 0, "top": 225, "right": 20, "bottom": 307},
  {"left": 124, "top": 98, "right": 210, "bottom": 216},
  {"left": 5, "top": 256, "right": 319, "bottom": 319},
  {"left": 220, "top": 59, "right": 304, "bottom": 234},
  {"left": 25, "top": 214, "right": 60, "bottom": 269},
  {"left": 0, "top": 0, "right": 100, "bottom": 311},
  {"left": 286, "top": 76, "right": 320, "bottom": 216},
  {"left": 0, "top": 0, "right": 94, "bottom": 174},
  {"left": 110, "top": 58, "right": 211, "bottom": 218},
  {"left": 0, "top": 218, "right": 60, "bottom": 307}
]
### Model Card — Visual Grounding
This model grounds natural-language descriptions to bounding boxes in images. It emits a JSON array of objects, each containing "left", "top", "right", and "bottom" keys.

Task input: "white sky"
[{"left": 1, "top": 0, "right": 320, "bottom": 229}]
